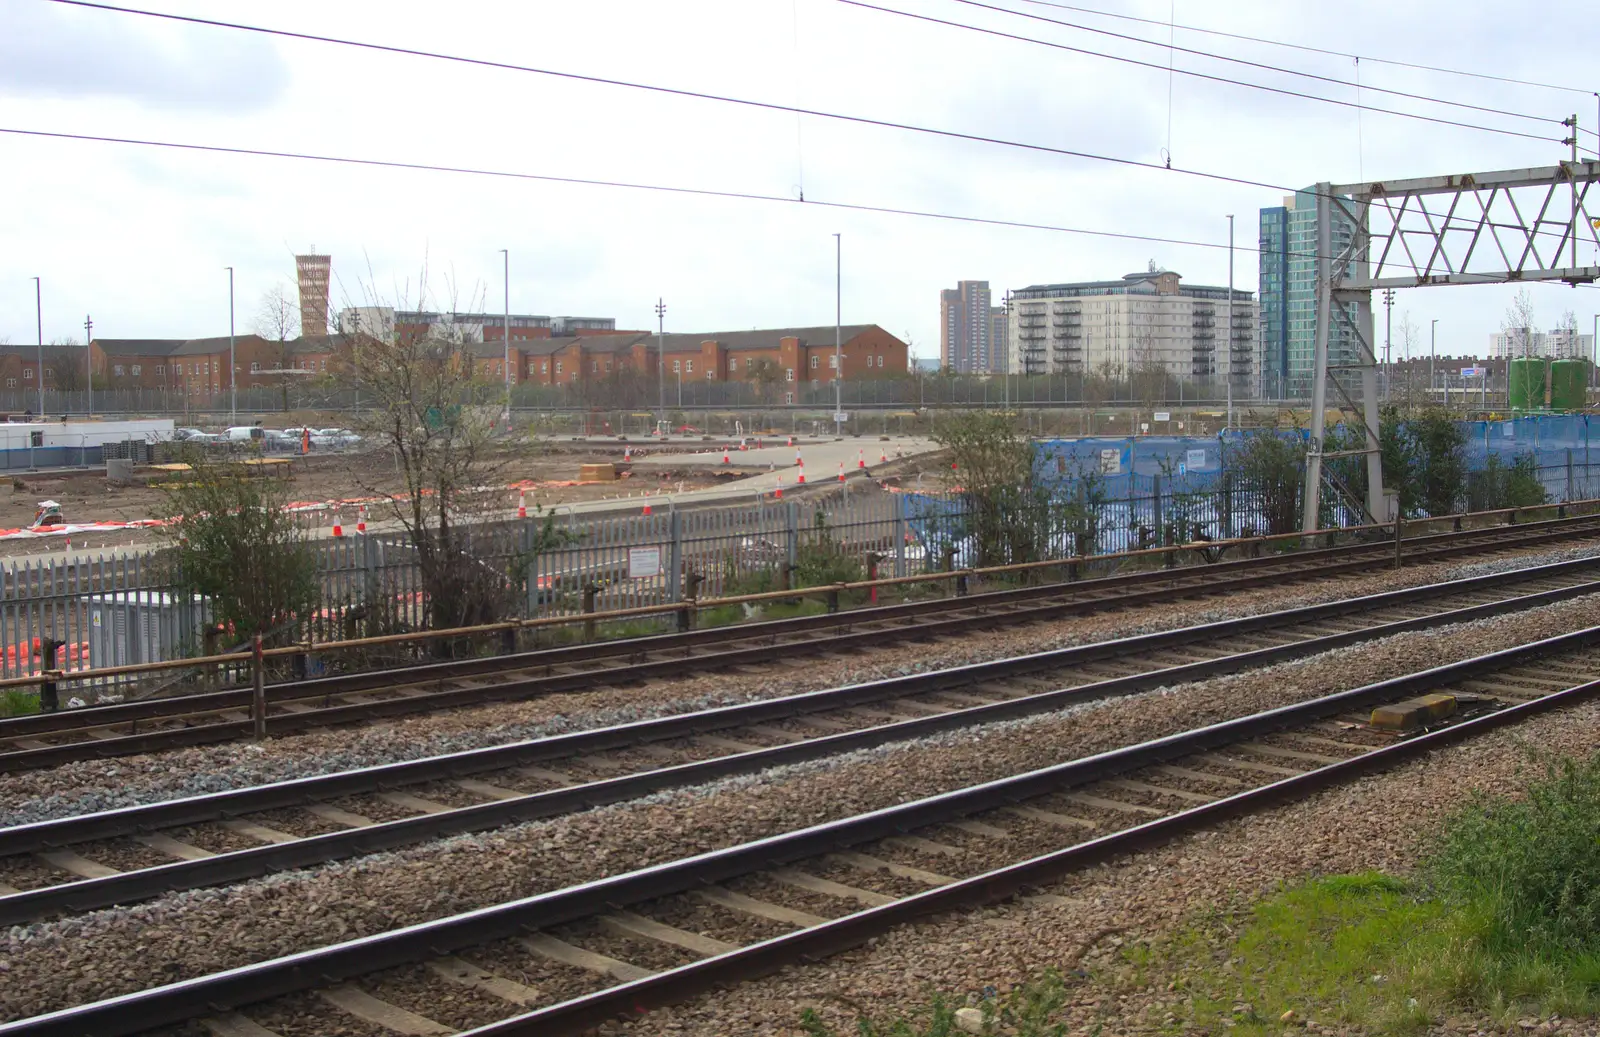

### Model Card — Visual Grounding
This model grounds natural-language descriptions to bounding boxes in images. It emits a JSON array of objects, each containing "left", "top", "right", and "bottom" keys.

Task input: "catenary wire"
[
  {"left": 38, "top": 0, "right": 1583, "bottom": 211},
  {"left": 834, "top": 0, "right": 1562, "bottom": 144},
  {"left": 937, "top": 0, "right": 1570, "bottom": 131},
  {"left": 4, "top": 125, "right": 1591, "bottom": 272},
  {"left": 1010, "top": 0, "right": 1599, "bottom": 108}
]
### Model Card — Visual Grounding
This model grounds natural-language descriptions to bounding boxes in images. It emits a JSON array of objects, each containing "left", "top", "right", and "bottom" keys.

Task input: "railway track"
[
  {"left": 4, "top": 553, "right": 1600, "bottom": 927},
  {"left": 11, "top": 609, "right": 1600, "bottom": 1036},
  {"left": 5, "top": 512, "right": 1600, "bottom": 773}
]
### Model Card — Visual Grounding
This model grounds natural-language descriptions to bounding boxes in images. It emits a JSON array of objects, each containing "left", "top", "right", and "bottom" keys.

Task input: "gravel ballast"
[
  {"left": 3, "top": 594, "right": 1600, "bottom": 1023},
  {"left": 5, "top": 541, "right": 1600, "bottom": 829}
]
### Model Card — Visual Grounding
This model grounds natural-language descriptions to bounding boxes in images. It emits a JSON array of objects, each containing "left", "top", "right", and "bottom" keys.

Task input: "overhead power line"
[
  {"left": 938, "top": 0, "right": 1569, "bottom": 132},
  {"left": 39, "top": 0, "right": 1578, "bottom": 210},
  {"left": 0, "top": 126, "right": 1253, "bottom": 254},
  {"left": 31, "top": 0, "right": 1389, "bottom": 202},
  {"left": 1010, "top": 0, "right": 1599, "bottom": 104},
  {"left": 835, "top": 0, "right": 1562, "bottom": 144},
  {"left": 3, "top": 125, "right": 1585, "bottom": 270}
]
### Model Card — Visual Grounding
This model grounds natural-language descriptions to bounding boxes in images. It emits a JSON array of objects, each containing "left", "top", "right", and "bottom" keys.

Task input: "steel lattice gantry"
[{"left": 1302, "top": 160, "right": 1600, "bottom": 533}]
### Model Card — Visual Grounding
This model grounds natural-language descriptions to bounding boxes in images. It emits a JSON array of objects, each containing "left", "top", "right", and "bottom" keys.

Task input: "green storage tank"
[
  {"left": 1550, "top": 359, "right": 1588, "bottom": 412},
  {"left": 1508, "top": 357, "right": 1546, "bottom": 411}
]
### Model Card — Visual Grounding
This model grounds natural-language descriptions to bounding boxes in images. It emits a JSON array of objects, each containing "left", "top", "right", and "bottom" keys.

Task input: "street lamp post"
[
  {"left": 83, "top": 314, "right": 93, "bottom": 415},
  {"left": 1226, "top": 214, "right": 1234, "bottom": 429},
  {"left": 833, "top": 232, "right": 842, "bottom": 436},
  {"left": 1430, "top": 319, "right": 1438, "bottom": 404},
  {"left": 226, "top": 266, "right": 236, "bottom": 424},
  {"left": 655, "top": 298, "right": 667, "bottom": 436},
  {"left": 31, "top": 277, "right": 43, "bottom": 418},
  {"left": 499, "top": 249, "right": 510, "bottom": 428}
]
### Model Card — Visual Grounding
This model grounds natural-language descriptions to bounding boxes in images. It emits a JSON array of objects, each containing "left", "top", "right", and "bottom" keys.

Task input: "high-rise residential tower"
[
  {"left": 1257, "top": 189, "right": 1358, "bottom": 398},
  {"left": 939, "top": 280, "right": 998, "bottom": 373}
]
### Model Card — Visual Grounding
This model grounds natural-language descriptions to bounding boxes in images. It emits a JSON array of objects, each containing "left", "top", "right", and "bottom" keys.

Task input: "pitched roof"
[
  {"left": 661, "top": 325, "right": 882, "bottom": 353},
  {"left": 95, "top": 335, "right": 268, "bottom": 357}
]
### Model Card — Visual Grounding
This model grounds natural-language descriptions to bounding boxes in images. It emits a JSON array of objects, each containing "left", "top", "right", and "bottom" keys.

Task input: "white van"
[{"left": 223, "top": 426, "right": 265, "bottom": 442}]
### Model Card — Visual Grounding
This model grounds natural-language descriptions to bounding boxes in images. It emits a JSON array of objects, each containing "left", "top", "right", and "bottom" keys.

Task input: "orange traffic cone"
[
  {"left": 774, "top": 474, "right": 784, "bottom": 499},
  {"left": 857, "top": 449, "right": 866, "bottom": 469},
  {"left": 356, "top": 507, "right": 367, "bottom": 533},
  {"left": 786, "top": 435, "right": 794, "bottom": 447},
  {"left": 642, "top": 501, "right": 653, "bottom": 516},
  {"left": 838, "top": 462, "right": 845, "bottom": 482},
  {"left": 722, "top": 448, "right": 731, "bottom": 464},
  {"left": 332, "top": 512, "right": 343, "bottom": 537},
  {"left": 794, "top": 448, "right": 802, "bottom": 466},
  {"left": 517, "top": 492, "right": 527, "bottom": 519},
  {"left": 797, "top": 462, "right": 806, "bottom": 484},
  {"left": 624, "top": 445, "right": 632, "bottom": 462},
  {"left": 880, "top": 448, "right": 888, "bottom": 464}
]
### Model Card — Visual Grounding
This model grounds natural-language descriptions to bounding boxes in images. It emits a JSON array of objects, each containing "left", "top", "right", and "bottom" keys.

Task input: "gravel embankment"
[
  {"left": 3, "top": 595, "right": 1598, "bottom": 1023},
  {"left": 634, "top": 696, "right": 1600, "bottom": 1036},
  {"left": 5, "top": 541, "right": 1598, "bottom": 828}
]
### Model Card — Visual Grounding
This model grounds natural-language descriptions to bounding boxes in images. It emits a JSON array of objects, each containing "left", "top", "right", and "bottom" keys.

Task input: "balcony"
[{"left": 1192, "top": 315, "right": 1215, "bottom": 328}]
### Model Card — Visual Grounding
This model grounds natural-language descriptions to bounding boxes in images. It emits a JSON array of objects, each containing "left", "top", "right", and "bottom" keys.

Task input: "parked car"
[
  {"left": 312, "top": 428, "right": 362, "bottom": 447},
  {"left": 222, "top": 426, "right": 266, "bottom": 442},
  {"left": 173, "top": 427, "right": 208, "bottom": 441}
]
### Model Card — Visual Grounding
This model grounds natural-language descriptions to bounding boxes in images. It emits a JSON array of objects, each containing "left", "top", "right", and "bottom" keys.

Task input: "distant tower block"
[{"left": 296, "top": 252, "right": 332, "bottom": 335}]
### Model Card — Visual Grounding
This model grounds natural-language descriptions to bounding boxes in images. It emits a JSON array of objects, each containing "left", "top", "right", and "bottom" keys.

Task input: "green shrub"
[
  {"left": 1465, "top": 454, "right": 1548, "bottom": 512},
  {"left": 1428, "top": 754, "right": 1600, "bottom": 954},
  {"left": 798, "top": 973, "right": 1071, "bottom": 1036}
]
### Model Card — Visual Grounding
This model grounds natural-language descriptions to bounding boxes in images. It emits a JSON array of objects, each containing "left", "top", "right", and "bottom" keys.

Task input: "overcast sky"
[{"left": 1, "top": 0, "right": 1597, "bottom": 361}]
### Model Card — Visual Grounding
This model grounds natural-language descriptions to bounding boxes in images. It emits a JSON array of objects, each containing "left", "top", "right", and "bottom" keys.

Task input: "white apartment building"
[
  {"left": 1488, "top": 328, "right": 1594, "bottom": 360},
  {"left": 1006, "top": 269, "right": 1257, "bottom": 389}
]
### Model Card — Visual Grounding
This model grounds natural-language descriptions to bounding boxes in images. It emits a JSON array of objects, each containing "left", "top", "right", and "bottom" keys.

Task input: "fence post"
[
  {"left": 1567, "top": 448, "right": 1574, "bottom": 503},
  {"left": 251, "top": 634, "right": 266, "bottom": 741},
  {"left": 866, "top": 551, "right": 883, "bottom": 604},
  {"left": 786, "top": 500, "right": 800, "bottom": 572},
  {"left": 893, "top": 493, "right": 906, "bottom": 578},
  {"left": 1393, "top": 512, "right": 1403, "bottom": 570},
  {"left": 39, "top": 639, "right": 62, "bottom": 713},
  {"left": 667, "top": 509, "right": 683, "bottom": 602},
  {"left": 582, "top": 582, "right": 598, "bottom": 641}
]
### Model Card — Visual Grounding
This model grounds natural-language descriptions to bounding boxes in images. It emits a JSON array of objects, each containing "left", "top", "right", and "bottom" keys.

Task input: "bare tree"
[
  {"left": 1397, "top": 312, "right": 1421, "bottom": 412},
  {"left": 1558, "top": 308, "right": 1580, "bottom": 358},
  {"left": 1502, "top": 288, "right": 1536, "bottom": 358},
  {"left": 44, "top": 338, "right": 87, "bottom": 394},
  {"left": 340, "top": 261, "right": 557, "bottom": 640},
  {"left": 253, "top": 283, "right": 300, "bottom": 411}
]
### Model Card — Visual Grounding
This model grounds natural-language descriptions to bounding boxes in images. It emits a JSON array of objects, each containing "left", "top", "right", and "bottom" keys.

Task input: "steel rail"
[
  {"left": 3, "top": 556, "right": 1600, "bottom": 923},
  {"left": 469, "top": 652, "right": 1600, "bottom": 1036},
  {"left": 8, "top": 623, "right": 1600, "bottom": 1037},
  {"left": 2, "top": 513, "right": 1596, "bottom": 773}
]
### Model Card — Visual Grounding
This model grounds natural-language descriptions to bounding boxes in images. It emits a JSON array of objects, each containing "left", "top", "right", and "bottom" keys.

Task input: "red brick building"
[{"left": 504, "top": 325, "right": 907, "bottom": 392}]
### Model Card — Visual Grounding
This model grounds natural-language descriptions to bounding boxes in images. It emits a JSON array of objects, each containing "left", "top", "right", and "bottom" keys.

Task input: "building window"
[
  {"left": 673, "top": 360, "right": 681, "bottom": 374},
  {"left": 828, "top": 355, "right": 838, "bottom": 369},
  {"left": 155, "top": 365, "right": 164, "bottom": 375},
  {"left": 113, "top": 365, "right": 124, "bottom": 376},
  {"left": 541, "top": 361, "right": 549, "bottom": 373},
  {"left": 131, "top": 364, "right": 142, "bottom": 376},
  {"left": 784, "top": 392, "right": 794, "bottom": 404},
  {"left": 729, "top": 358, "right": 738, "bottom": 373},
  {"left": 23, "top": 370, "right": 31, "bottom": 380},
  {"left": 810, "top": 356, "right": 818, "bottom": 369},
  {"left": 785, "top": 368, "right": 794, "bottom": 381},
  {"left": 555, "top": 361, "right": 563, "bottom": 374},
  {"left": 250, "top": 362, "right": 260, "bottom": 372},
  {"left": 685, "top": 359, "right": 694, "bottom": 373},
  {"left": 745, "top": 357, "right": 753, "bottom": 369},
  {"left": 321, "top": 360, "right": 326, "bottom": 371},
  {"left": 4, "top": 380, "right": 12, "bottom": 388},
  {"left": 706, "top": 369, "right": 714, "bottom": 380},
  {"left": 605, "top": 358, "right": 613, "bottom": 372},
  {"left": 591, "top": 359, "right": 599, "bottom": 373}
]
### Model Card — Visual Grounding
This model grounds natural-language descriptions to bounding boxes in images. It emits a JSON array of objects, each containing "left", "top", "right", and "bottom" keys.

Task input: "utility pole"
[
  {"left": 500, "top": 249, "right": 511, "bottom": 429},
  {"left": 83, "top": 314, "right": 93, "bottom": 416},
  {"left": 833, "top": 232, "right": 842, "bottom": 436},
  {"left": 226, "top": 266, "right": 236, "bottom": 424},
  {"left": 1382, "top": 288, "right": 1394, "bottom": 401},
  {"left": 32, "top": 277, "right": 43, "bottom": 418},
  {"left": 655, "top": 298, "right": 667, "bottom": 436},
  {"left": 1430, "top": 319, "right": 1438, "bottom": 405},
  {"left": 1226, "top": 214, "right": 1234, "bottom": 429}
]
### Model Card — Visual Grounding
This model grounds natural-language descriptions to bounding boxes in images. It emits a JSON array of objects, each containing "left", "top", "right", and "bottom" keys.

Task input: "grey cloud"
[{"left": 0, "top": 1, "right": 287, "bottom": 112}]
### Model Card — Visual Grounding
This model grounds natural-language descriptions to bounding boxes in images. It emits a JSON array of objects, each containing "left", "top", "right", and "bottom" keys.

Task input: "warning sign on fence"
[
  {"left": 1099, "top": 448, "right": 1122, "bottom": 475},
  {"left": 628, "top": 546, "right": 662, "bottom": 579}
]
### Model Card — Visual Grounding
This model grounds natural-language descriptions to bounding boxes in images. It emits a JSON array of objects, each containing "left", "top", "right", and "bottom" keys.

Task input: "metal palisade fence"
[{"left": 3, "top": 450, "right": 1600, "bottom": 686}]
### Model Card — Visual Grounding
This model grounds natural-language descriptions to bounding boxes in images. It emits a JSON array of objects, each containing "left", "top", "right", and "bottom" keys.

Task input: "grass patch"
[
  {"left": 798, "top": 972, "right": 1073, "bottom": 1036},
  {"left": 1163, "top": 753, "right": 1600, "bottom": 1033},
  {"left": 0, "top": 688, "right": 39, "bottom": 717}
]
